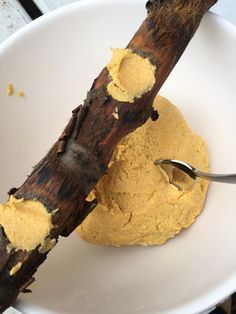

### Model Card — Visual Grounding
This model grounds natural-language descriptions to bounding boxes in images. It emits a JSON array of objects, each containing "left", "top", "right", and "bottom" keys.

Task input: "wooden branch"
[{"left": 0, "top": 0, "right": 217, "bottom": 311}]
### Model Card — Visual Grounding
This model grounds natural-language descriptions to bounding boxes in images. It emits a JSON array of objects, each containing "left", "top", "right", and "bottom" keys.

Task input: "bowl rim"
[{"left": 1, "top": 1, "right": 236, "bottom": 313}]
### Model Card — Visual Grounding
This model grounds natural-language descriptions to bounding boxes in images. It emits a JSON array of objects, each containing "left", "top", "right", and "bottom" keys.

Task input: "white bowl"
[{"left": 0, "top": 1, "right": 236, "bottom": 313}]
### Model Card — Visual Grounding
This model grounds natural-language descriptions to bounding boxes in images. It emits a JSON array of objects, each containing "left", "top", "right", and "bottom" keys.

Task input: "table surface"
[{"left": 0, "top": 1, "right": 236, "bottom": 314}]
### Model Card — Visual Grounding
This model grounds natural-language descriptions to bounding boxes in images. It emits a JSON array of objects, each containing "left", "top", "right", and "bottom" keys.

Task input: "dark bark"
[{"left": 0, "top": 0, "right": 217, "bottom": 311}]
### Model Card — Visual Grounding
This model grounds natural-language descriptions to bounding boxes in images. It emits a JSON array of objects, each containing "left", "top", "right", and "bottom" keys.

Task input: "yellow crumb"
[
  {"left": 17, "top": 90, "right": 25, "bottom": 97},
  {"left": 10, "top": 262, "right": 22, "bottom": 276},
  {"left": 7, "top": 83, "right": 14, "bottom": 96}
]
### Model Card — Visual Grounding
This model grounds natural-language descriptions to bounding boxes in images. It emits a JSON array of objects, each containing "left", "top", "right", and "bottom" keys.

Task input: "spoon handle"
[{"left": 194, "top": 170, "right": 236, "bottom": 184}]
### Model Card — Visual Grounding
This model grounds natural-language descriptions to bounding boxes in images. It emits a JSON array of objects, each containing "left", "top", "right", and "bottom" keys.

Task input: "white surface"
[
  {"left": 0, "top": 0, "right": 30, "bottom": 43},
  {"left": 0, "top": 0, "right": 236, "bottom": 314},
  {"left": 33, "top": 0, "right": 77, "bottom": 13},
  {"left": 4, "top": 309, "right": 22, "bottom": 314},
  {"left": 212, "top": 0, "right": 236, "bottom": 25}
]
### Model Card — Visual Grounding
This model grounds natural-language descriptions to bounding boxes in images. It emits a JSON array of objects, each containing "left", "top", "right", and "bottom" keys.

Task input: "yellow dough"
[{"left": 77, "top": 96, "right": 209, "bottom": 246}]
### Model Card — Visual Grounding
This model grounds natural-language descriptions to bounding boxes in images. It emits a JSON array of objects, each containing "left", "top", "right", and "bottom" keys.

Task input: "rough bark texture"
[{"left": 0, "top": 0, "right": 217, "bottom": 311}]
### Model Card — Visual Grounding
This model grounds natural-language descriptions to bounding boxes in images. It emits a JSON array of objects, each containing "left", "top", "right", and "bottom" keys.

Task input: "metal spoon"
[{"left": 154, "top": 159, "right": 236, "bottom": 184}]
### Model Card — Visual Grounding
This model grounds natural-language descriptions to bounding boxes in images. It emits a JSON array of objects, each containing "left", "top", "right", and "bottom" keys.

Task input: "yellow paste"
[
  {"left": 77, "top": 96, "right": 209, "bottom": 246},
  {"left": 0, "top": 196, "right": 53, "bottom": 252},
  {"left": 107, "top": 48, "right": 156, "bottom": 103}
]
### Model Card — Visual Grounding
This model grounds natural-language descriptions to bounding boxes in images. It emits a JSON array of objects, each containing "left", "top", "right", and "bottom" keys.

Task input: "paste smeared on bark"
[
  {"left": 107, "top": 48, "right": 156, "bottom": 103},
  {"left": 0, "top": 196, "right": 53, "bottom": 252}
]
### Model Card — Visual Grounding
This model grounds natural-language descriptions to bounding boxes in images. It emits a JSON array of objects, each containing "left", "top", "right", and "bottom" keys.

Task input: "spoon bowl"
[{"left": 155, "top": 159, "right": 236, "bottom": 185}]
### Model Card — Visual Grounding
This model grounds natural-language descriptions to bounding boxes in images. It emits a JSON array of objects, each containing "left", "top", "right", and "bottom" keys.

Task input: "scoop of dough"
[{"left": 77, "top": 96, "right": 209, "bottom": 246}]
